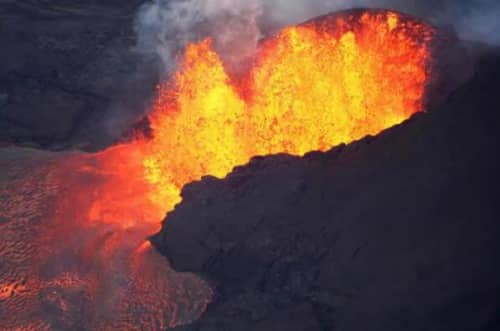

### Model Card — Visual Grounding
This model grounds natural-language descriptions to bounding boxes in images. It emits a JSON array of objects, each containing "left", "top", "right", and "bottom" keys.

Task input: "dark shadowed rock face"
[
  {"left": 152, "top": 52, "right": 500, "bottom": 331},
  {"left": 0, "top": 1, "right": 158, "bottom": 150}
]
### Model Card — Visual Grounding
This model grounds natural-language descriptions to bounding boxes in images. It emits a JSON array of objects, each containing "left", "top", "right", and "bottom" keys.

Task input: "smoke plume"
[
  {"left": 135, "top": 0, "right": 500, "bottom": 75},
  {"left": 135, "top": 0, "right": 263, "bottom": 73}
]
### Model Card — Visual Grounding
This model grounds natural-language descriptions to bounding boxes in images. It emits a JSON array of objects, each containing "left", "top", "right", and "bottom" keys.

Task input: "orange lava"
[
  {"left": 85, "top": 10, "right": 434, "bottom": 228},
  {"left": 142, "top": 10, "right": 434, "bottom": 218},
  {"left": 0, "top": 9, "right": 436, "bottom": 331}
]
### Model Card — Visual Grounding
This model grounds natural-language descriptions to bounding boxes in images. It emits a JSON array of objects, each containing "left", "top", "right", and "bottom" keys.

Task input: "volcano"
[{"left": 0, "top": 4, "right": 498, "bottom": 331}]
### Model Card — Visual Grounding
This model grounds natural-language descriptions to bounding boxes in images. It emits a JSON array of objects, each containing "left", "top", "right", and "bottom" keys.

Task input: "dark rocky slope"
[
  {"left": 0, "top": 1, "right": 157, "bottom": 150},
  {"left": 153, "top": 52, "right": 500, "bottom": 331}
]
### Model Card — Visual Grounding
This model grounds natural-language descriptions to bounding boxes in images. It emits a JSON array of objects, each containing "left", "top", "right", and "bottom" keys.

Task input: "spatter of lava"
[
  {"left": 0, "top": 9, "right": 435, "bottom": 331},
  {"left": 91, "top": 9, "right": 434, "bottom": 225}
]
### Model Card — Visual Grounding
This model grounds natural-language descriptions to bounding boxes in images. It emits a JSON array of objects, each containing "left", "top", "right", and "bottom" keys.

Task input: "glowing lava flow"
[
  {"left": 86, "top": 10, "right": 435, "bottom": 227},
  {"left": 142, "top": 10, "right": 434, "bottom": 216},
  {"left": 0, "top": 9, "right": 436, "bottom": 331}
]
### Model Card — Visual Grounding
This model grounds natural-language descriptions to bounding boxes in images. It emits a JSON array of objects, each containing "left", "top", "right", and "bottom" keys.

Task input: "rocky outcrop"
[{"left": 152, "top": 52, "right": 500, "bottom": 331}]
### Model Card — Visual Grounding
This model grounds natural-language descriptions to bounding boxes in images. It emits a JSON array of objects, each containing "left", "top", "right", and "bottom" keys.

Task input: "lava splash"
[{"left": 0, "top": 9, "right": 436, "bottom": 331}]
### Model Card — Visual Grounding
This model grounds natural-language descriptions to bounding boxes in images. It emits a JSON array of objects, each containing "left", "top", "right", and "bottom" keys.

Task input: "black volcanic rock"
[
  {"left": 0, "top": 1, "right": 158, "bottom": 150},
  {"left": 152, "top": 52, "right": 500, "bottom": 331}
]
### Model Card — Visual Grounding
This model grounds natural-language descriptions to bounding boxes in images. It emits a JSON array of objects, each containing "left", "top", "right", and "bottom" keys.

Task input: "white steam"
[
  {"left": 437, "top": 0, "right": 500, "bottom": 45},
  {"left": 135, "top": 0, "right": 263, "bottom": 73},
  {"left": 135, "top": 0, "right": 500, "bottom": 74}
]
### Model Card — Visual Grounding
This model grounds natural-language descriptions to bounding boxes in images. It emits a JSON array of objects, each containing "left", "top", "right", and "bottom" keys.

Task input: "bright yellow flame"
[
  {"left": 143, "top": 11, "right": 434, "bottom": 213},
  {"left": 144, "top": 39, "right": 248, "bottom": 209},
  {"left": 387, "top": 12, "right": 399, "bottom": 31},
  {"left": 79, "top": 11, "right": 434, "bottom": 227}
]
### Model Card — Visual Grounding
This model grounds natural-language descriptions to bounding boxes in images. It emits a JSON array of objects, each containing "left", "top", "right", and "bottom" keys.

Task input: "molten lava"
[
  {"left": 142, "top": 10, "right": 434, "bottom": 216},
  {"left": 0, "top": 9, "right": 436, "bottom": 331},
  {"left": 86, "top": 10, "right": 435, "bottom": 227}
]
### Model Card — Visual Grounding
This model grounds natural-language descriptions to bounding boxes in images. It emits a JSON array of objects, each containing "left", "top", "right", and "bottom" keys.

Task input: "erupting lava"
[
  {"left": 116, "top": 9, "right": 434, "bottom": 222},
  {"left": 0, "top": 9, "right": 436, "bottom": 331}
]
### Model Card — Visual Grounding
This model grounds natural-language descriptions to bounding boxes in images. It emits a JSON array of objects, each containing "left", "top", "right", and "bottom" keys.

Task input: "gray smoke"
[
  {"left": 135, "top": 0, "right": 263, "bottom": 73},
  {"left": 135, "top": 0, "right": 500, "bottom": 74}
]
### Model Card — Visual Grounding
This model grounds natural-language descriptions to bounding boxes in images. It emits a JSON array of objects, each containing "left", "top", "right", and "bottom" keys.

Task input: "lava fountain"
[
  {"left": 0, "top": 9, "right": 436, "bottom": 331},
  {"left": 142, "top": 9, "right": 435, "bottom": 218}
]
